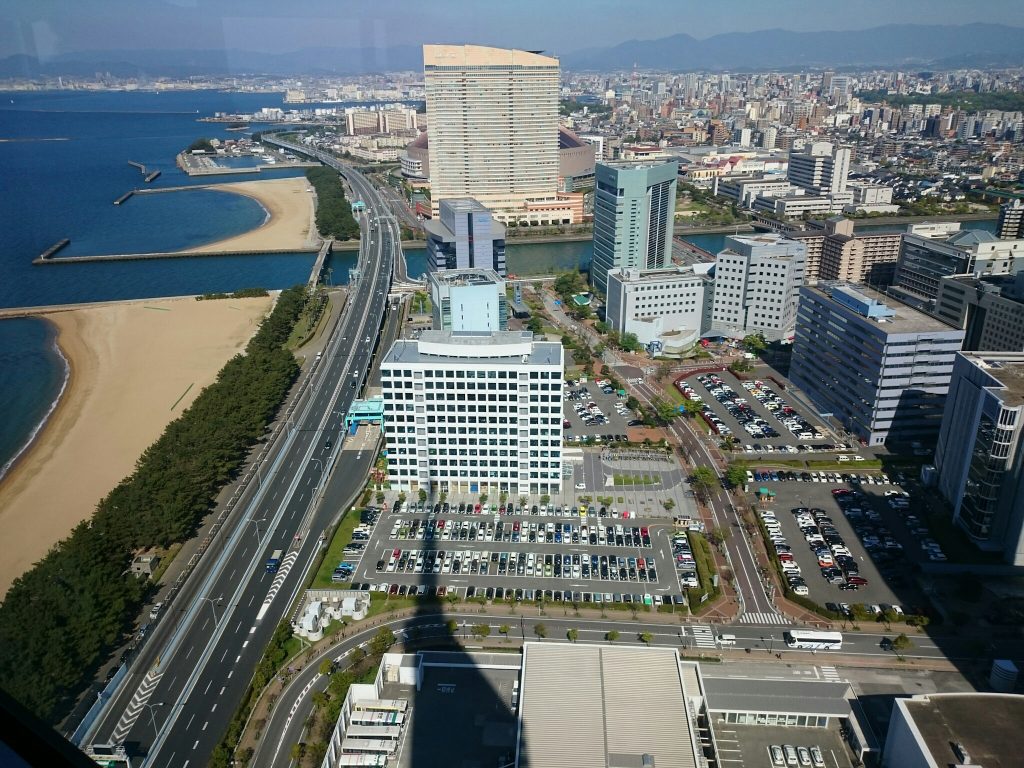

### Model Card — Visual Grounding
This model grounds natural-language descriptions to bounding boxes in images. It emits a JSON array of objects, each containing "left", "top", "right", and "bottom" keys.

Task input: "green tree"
[
  {"left": 619, "top": 332, "right": 641, "bottom": 352},
  {"left": 418, "top": 488, "right": 428, "bottom": 504},
  {"left": 446, "top": 620, "right": 458, "bottom": 635},
  {"left": 311, "top": 691, "right": 328, "bottom": 710},
  {"left": 606, "top": 630, "right": 620, "bottom": 643},
  {"left": 567, "top": 628, "right": 579, "bottom": 643},
  {"left": 375, "top": 491, "right": 385, "bottom": 505},
  {"left": 651, "top": 397, "right": 680, "bottom": 425},
  {"left": 318, "top": 658, "right": 334, "bottom": 677},
  {"left": 639, "top": 632, "right": 654, "bottom": 646},
  {"left": 369, "top": 627, "right": 396, "bottom": 656},
  {"left": 690, "top": 466, "right": 718, "bottom": 501},
  {"left": 471, "top": 624, "right": 491, "bottom": 641},
  {"left": 533, "top": 622, "right": 547, "bottom": 639},
  {"left": 289, "top": 743, "right": 305, "bottom": 762},
  {"left": 499, "top": 624, "right": 510, "bottom": 641},
  {"left": 890, "top": 633, "right": 914, "bottom": 659},
  {"left": 741, "top": 333, "right": 767, "bottom": 353},
  {"left": 725, "top": 462, "right": 748, "bottom": 489},
  {"left": 662, "top": 499, "right": 676, "bottom": 511}
]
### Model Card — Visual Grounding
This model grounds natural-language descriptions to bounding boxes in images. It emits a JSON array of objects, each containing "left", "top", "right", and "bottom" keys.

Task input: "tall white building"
[
  {"left": 710, "top": 234, "right": 807, "bottom": 341},
  {"left": 605, "top": 266, "right": 712, "bottom": 352},
  {"left": 427, "top": 268, "right": 508, "bottom": 333},
  {"left": 381, "top": 331, "right": 564, "bottom": 496},
  {"left": 787, "top": 141, "right": 851, "bottom": 196},
  {"left": 423, "top": 44, "right": 574, "bottom": 225}
]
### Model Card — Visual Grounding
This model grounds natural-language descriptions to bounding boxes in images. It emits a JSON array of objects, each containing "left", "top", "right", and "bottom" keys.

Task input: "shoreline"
[
  {"left": 0, "top": 320, "right": 70, "bottom": 486},
  {"left": 0, "top": 295, "right": 275, "bottom": 596}
]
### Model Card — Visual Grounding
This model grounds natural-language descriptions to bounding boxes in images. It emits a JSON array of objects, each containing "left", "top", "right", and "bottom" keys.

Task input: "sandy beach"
[
  {"left": 0, "top": 295, "right": 274, "bottom": 597},
  {"left": 183, "top": 176, "right": 318, "bottom": 253}
]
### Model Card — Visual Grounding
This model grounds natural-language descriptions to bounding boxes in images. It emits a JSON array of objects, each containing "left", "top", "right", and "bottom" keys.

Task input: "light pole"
[
  {"left": 247, "top": 516, "right": 267, "bottom": 546},
  {"left": 201, "top": 595, "right": 224, "bottom": 625},
  {"left": 761, "top": 634, "right": 774, "bottom": 655},
  {"left": 145, "top": 701, "right": 164, "bottom": 735},
  {"left": 311, "top": 458, "right": 324, "bottom": 473}
]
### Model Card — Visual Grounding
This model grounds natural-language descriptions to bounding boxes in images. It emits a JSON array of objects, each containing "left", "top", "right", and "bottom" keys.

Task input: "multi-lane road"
[{"left": 84, "top": 149, "right": 399, "bottom": 766}]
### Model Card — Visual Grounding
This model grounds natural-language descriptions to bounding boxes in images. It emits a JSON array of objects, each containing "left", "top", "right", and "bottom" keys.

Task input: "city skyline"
[{"left": 4, "top": 1, "right": 1024, "bottom": 59}]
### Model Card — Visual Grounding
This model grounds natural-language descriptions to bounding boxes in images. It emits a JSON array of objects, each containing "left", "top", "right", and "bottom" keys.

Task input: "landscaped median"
[{"left": 685, "top": 531, "right": 721, "bottom": 613}]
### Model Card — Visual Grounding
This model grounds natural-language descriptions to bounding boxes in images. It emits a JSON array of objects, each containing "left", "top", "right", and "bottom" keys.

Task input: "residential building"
[
  {"left": 423, "top": 45, "right": 578, "bottom": 225},
  {"left": 844, "top": 182, "right": 899, "bottom": 215},
  {"left": 380, "top": 330, "right": 564, "bottom": 496},
  {"left": 713, "top": 175, "right": 794, "bottom": 208},
  {"left": 790, "top": 284, "right": 965, "bottom": 446},
  {"left": 997, "top": 198, "right": 1024, "bottom": 240},
  {"left": 590, "top": 160, "right": 678, "bottom": 294},
  {"left": 605, "top": 265, "right": 713, "bottom": 352},
  {"left": 752, "top": 191, "right": 853, "bottom": 219},
  {"left": 709, "top": 233, "right": 806, "bottom": 342},
  {"left": 558, "top": 128, "right": 596, "bottom": 192},
  {"left": 787, "top": 141, "right": 851, "bottom": 196},
  {"left": 789, "top": 217, "right": 903, "bottom": 285},
  {"left": 934, "top": 272, "right": 1024, "bottom": 351},
  {"left": 424, "top": 198, "right": 507, "bottom": 277},
  {"left": 892, "top": 229, "right": 1024, "bottom": 309},
  {"left": 399, "top": 132, "right": 429, "bottom": 180},
  {"left": 427, "top": 268, "right": 508, "bottom": 333},
  {"left": 935, "top": 353, "right": 1024, "bottom": 563}
]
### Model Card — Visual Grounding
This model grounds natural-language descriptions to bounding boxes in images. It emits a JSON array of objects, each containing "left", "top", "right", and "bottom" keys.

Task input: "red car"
[
  {"left": 388, "top": 583, "right": 399, "bottom": 595},
  {"left": 846, "top": 576, "right": 868, "bottom": 585}
]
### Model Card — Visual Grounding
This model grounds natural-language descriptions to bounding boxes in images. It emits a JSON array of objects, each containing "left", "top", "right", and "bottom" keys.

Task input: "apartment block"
[
  {"left": 935, "top": 352, "right": 1024, "bottom": 564},
  {"left": 381, "top": 331, "right": 564, "bottom": 496},
  {"left": 590, "top": 161, "right": 678, "bottom": 294},
  {"left": 605, "top": 265, "right": 713, "bottom": 352},
  {"left": 427, "top": 268, "right": 508, "bottom": 333},
  {"left": 424, "top": 198, "right": 507, "bottom": 277},
  {"left": 789, "top": 217, "right": 902, "bottom": 285},
  {"left": 786, "top": 141, "right": 851, "bottom": 195},
  {"left": 997, "top": 198, "right": 1024, "bottom": 240},
  {"left": 790, "top": 284, "right": 965, "bottom": 446},
  {"left": 709, "top": 234, "right": 806, "bottom": 342}
]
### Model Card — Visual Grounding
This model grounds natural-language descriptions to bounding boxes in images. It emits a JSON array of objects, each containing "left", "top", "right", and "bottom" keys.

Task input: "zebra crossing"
[
  {"left": 739, "top": 611, "right": 791, "bottom": 625},
  {"left": 689, "top": 624, "right": 717, "bottom": 649},
  {"left": 110, "top": 667, "right": 163, "bottom": 742},
  {"left": 819, "top": 665, "right": 843, "bottom": 683},
  {"left": 256, "top": 550, "right": 299, "bottom": 621}
]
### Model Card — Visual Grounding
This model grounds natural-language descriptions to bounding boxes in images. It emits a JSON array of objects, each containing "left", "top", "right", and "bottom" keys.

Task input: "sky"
[{"left": 2, "top": 0, "right": 1024, "bottom": 59}]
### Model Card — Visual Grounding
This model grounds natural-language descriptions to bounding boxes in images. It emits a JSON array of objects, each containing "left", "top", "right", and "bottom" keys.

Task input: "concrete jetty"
[
  {"left": 144, "top": 170, "right": 161, "bottom": 183},
  {"left": 113, "top": 191, "right": 134, "bottom": 205},
  {"left": 127, "top": 161, "right": 147, "bottom": 173},
  {"left": 32, "top": 246, "right": 318, "bottom": 266},
  {"left": 37, "top": 239, "right": 71, "bottom": 261}
]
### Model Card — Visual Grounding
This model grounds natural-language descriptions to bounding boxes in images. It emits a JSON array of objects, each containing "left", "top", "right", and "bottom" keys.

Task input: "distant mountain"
[
  {"left": 561, "top": 23, "right": 1024, "bottom": 71},
  {"left": 2, "top": 23, "right": 1023, "bottom": 79}
]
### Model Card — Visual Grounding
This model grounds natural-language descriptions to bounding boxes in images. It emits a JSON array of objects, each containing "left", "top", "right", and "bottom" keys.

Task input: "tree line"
[
  {"left": 306, "top": 167, "right": 360, "bottom": 241},
  {"left": 0, "top": 286, "right": 308, "bottom": 724}
]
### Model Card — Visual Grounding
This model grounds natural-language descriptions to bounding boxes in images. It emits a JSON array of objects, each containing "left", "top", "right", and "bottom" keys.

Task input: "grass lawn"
[
  {"left": 311, "top": 509, "right": 361, "bottom": 588},
  {"left": 613, "top": 474, "right": 658, "bottom": 486}
]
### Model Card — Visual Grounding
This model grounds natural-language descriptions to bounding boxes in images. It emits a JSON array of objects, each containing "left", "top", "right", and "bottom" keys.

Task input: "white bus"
[{"left": 783, "top": 630, "right": 843, "bottom": 650}]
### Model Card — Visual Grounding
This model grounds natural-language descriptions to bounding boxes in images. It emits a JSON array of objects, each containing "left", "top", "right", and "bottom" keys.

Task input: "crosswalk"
[
  {"left": 739, "top": 611, "right": 790, "bottom": 625},
  {"left": 110, "top": 666, "right": 163, "bottom": 742},
  {"left": 690, "top": 624, "right": 717, "bottom": 649},
  {"left": 820, "top": 665, "right": 843, "bottom": 683}
]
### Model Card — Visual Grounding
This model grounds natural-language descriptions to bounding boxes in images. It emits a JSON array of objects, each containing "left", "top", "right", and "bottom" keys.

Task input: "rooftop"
[
  {"left": 383, "top": 331, "right": 563, "bottom": 366},
  {"left": 427, "top": 267, "right": 505, "bottom": 287},
  {"left": 423, "top": 44, "right": 558, "bottom": 69},
  {"left": 518, "top": 643, "right": 701, "bottom": 768},
  {"left": 608, "top": 265, "right": 705, "bottom": 283},
  {"left": 901, "top": 693, "right": 1024, "bottom": 768},
  {"left": 703, "top": 676, "right": 852, "bottom": 717},
  {"left": 963, "top": 352, "right": 1024, "bottom": 407},
  {"left": 809, "top": 283, "right": 961, "bottom": 334}
]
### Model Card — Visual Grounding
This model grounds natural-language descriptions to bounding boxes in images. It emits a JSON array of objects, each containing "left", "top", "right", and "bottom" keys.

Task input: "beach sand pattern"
[{"left": 0, "top": 296, "right": 274, "bottom": 597}]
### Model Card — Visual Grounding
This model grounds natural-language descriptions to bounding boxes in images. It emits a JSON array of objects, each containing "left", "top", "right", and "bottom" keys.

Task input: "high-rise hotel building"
[
  {"left": 423, "top": 44, "right": 579, "bottom": 226},
  {"left": 381, "top": 331, "right": 564, "bottom": 497}
]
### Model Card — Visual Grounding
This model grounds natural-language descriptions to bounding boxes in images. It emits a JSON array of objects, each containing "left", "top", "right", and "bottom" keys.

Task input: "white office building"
[
  {"left": 787, "top": 141, "right": 851, "bottom": 196},
  {"left": 381, "top": 331, "right": 564, "bottom": 497},
  {"left": 605, "top": 265, "right": 713, "bottom": 352},
  {"left": 710, "top": 234, "right": 806, "bottom": 342},
  {"left": 427, "top": 268, "right": 508, "bottom": 333}
]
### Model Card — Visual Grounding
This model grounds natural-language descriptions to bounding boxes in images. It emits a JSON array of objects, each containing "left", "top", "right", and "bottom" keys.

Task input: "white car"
[{"left": 575, "top": 482, "right": 586, "bottom": 490}]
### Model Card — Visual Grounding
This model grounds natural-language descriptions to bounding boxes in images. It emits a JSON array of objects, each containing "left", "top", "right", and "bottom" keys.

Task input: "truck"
[{"left": 266, "top": 549, "right": 283, "bottom": 573}]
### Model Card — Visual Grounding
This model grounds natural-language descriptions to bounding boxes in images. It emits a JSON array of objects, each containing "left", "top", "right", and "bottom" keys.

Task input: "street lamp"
[
  {"left": 145, "top": 701, "right": 165, "bottom": 735},
  {"left": 761, "top": 634, "right": 774, "bottom": 655},
  {"left": 247, "top": 517, "right": 267, "bottom": 546},
  {"left": 200, "top": 595, "right": 224, "bottom": 625}
]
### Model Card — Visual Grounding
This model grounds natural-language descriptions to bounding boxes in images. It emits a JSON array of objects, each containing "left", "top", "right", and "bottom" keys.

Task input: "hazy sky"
[{"left": 2, "top": 0, "right": 1024, "bottom": 58}]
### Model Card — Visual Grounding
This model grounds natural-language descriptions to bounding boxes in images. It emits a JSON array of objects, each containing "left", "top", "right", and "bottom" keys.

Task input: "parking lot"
[
  {"left": 562, "top": 377, "right": 637, "bottom": 443},
  {"left": 753, "top": 476, "right": 928, "bottom": 614},
  {"left": 678, "top": 370, "right": 849, "bottom": 455},
  {"left": 716, "top": 723, "right": 853, "bottom": 768},
  {"left": 343, "top": 498, "right": 694, "bottom": 608}
]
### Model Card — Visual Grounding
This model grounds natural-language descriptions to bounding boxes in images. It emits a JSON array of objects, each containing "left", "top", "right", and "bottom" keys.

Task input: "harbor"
[{"left": 176, "top": 150, "right": 318, "bottom": 177}]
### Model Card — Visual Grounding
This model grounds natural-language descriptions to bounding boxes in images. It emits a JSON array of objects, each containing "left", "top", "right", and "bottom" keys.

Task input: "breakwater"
[{"left": 33, "top": 246, "right": 318, "bottom": 266}]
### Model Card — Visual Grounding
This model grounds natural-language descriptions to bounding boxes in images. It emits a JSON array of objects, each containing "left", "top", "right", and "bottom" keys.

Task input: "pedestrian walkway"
[
  {"left": 738, "top": 611, "right": 790, "bottom": 625},
  {"left": 690, "top": 624, "right": 717, "bottom": 649},
  {"left": 819, "top": 665, "right": 843, "bottom": 683}
]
